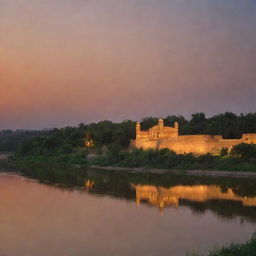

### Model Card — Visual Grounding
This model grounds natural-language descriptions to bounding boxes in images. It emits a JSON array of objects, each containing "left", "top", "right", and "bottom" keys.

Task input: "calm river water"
[{"left": 0, "top": 164, "right": 256, "bottom": 256}]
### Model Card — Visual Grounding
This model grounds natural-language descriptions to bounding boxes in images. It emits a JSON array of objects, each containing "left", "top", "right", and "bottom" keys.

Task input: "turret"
[
  {"left": 174, "top": 122, "right": 179, "bottom": 136},
  {"left": 158, "top": 119, "right": 164, "bottom": 129},
  {"left": 136, "top": 122, "right": 141, "bottom": 139}
]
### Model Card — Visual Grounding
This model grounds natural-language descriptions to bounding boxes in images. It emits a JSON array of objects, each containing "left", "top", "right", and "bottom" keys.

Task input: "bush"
[
  {"left": 188, "top": 233, "right": 256, "bottom": 256},
  {"left": 230, "top": 143, "right": 256, "bottom": 160},
  {"left": 220, "top": 148, "right": 229, "bottom": 158}
]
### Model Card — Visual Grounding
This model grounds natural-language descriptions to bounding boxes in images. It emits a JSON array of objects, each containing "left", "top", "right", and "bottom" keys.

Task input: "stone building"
[{"left": 131, "top": 119, "right": 256, "bottom": 155}]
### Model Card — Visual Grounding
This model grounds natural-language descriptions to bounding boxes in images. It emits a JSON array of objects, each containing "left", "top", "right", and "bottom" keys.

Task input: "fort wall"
[{"left": 131, "top": 119, "right": 256, "bottom": 155}]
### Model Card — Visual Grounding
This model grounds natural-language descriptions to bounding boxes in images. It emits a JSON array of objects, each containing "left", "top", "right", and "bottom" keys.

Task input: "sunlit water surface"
[{"left": 0, "top": 168, "right": 256, "bottom": 256}]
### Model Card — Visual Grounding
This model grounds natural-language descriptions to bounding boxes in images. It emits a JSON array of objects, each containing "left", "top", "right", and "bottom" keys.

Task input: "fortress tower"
[
  {"left": 158, "top": 119, "right": 164, "bottom": 129},
  {"left": 136, "top": 122, "right": 141, "bottom": 139}
]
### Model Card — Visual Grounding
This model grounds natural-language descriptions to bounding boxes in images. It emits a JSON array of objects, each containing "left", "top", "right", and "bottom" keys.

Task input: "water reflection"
[
  {"left": 1, "top": 164, "right": 256, "bottom": 256},
  {"left": 132, "top": 184, "right": 256, "bottom": 209},
  {"left": 85, "top": 180, "right": 95, "bottom": 189},
  {"left": 17, "top": 163, "right": 256, "bottom": 221},
  {"left": 82, "top": 178, "right": 256, "bottom": 220}
]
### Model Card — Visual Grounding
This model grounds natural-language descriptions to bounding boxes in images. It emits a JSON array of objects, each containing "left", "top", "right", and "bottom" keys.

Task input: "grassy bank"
[
  {"left": 12, "top": 149, "right": 88, "bottom": 165},
  {"left": 188, "top": 233, "right": 256, "bottom": 256},
  {"left": 89, "top": 148, "right": 256, "bottom": 172},
  {"left": 12, "top": 141, "right": 256, "bottom": 172},
  {"left": 12, "top": 147, "right": 256, "bottom": 172}
]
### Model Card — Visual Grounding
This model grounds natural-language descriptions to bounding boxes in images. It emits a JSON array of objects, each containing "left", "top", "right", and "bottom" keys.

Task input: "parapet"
[{"left": 242, "top": 134, "right": 256, "bottom": 141}]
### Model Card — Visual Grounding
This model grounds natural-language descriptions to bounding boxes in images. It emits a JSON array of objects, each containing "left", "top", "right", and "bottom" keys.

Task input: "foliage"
[
  {"left": 89, "top": 147, "right": 256, "bottom": 172},
  {"left": 188, "top": 233, "right": 256, "bottom": 256},
  {"left": 140, "top": 112, "right": 256, "bottom": 139},
  {"left": 230, "top": 143, "right": 256, "bottom": 160},
  {"left": 220, "top": 148, "right": 229, "bottom": 158},
  {"left": 15, "top": 120, "right": 136, "bottom": 156},
  {"left": 180, "top": 112, "right": 256, "bottom": 138},
  {"left": 140, "top": 117, "right": 158, "bottom": 130},
  {"left": 13, "top": 148, "right": 88, "bottom": 165},
  {"left": 0, "top": 129, "right": 50, "bottom": 152},
  {"left": 1, "top": 111, "right": 256, "bottom": 161}
]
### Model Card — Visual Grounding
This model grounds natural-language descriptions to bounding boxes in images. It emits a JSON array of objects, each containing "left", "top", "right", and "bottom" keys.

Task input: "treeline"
[
  {"left": 0, "top": 129, "right": 50, "bottom": 152},
  {"left": 16, "top": 120, "right": 136, "bottom": 156},
  {"left": 3, "top": 111, "right": 256, "bottom": 156},
  {"left": 143, "top": 112, "right": 256, "bottom": 138}
]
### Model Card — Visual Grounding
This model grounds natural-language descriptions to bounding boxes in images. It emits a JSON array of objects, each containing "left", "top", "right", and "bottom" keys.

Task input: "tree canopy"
[{"left": 1, "top": 112, "right": 256, "bottom": 155}]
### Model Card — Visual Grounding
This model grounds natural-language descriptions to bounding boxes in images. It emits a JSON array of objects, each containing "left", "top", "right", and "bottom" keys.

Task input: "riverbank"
[
  {"left": 189, "top": 233, "right": 256, "bottom": 256},
  {"left": 90, "top": 165, "right": 256, "bottom": 178},
  {"left": 11, "top": 153, "right": 256, "bottom": 176},
  {"left": 89, "top": 148, "right": 256, "bottom": 172},
  {"left": 11, "top": 146, "right": 256, "bottom": 174},
  {"left": 12, "top": 155, "right": 256, "bottom": 176}
]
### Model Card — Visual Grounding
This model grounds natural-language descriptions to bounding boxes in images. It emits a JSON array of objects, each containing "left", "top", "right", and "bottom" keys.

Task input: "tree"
[
  {"left": 140, "top": 117, "right": 158, "bottom": 130},
  {"left": 230, "top": 143, "right": 256, "bottom": 160}
]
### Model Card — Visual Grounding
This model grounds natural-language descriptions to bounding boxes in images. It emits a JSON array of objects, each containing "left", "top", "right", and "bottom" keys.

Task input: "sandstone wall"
[
  {"left": 133, "top": 133, "right": 256, "bottom": 155},
  {"left": 132, "top": 120, "right": 256, "bottom": 155},
  {"left": 134, "top": 139, "right": 158, "bottom": 150},
  {"left": 159, "top": 135, "right": 222, "bottom": 154}
]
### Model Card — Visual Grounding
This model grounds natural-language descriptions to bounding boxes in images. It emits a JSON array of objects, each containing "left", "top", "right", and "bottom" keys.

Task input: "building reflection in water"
[
  {"left": 84, "top": 179, "right": 256, "bottom": 211},
  {"left": 85, "top": 180, "right": 95, "bottom": 189},
  {"left": 132, "top": 184, "right": 256, "bottom": 210}
]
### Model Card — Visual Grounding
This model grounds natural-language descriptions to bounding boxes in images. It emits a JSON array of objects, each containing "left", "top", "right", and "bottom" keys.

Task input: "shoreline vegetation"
[
  {"left": 1, "top": 112, "right": 256, "bottom": 173},
  {"left": 11, "top": 143, "right": 256, "bottom": 174},
  {"left": 188, "top": 233, "right": 256, "bottom": 256}
]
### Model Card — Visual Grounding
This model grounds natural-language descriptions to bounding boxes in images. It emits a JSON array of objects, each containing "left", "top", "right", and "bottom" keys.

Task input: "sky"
[{"left": 1, "top": 0, "right": 256, "bottom": 129}]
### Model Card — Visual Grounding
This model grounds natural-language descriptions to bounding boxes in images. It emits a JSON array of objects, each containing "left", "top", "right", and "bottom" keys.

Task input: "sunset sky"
[{"left": 1, "top": 0, "right": 256, "bottom": 129}]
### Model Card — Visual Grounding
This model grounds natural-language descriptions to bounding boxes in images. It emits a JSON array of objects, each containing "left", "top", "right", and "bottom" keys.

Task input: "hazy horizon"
[{"left": 1, "top": 0, "right": 256, "bottom": 129}]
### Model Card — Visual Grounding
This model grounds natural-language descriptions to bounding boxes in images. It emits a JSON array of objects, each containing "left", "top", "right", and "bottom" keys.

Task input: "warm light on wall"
[{"left": 132, "top": 121, "right": 256, "bottom": 155}]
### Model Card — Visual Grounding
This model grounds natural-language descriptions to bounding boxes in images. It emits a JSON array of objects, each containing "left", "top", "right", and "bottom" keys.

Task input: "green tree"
[{"left": 230, "top": 143, "right": 256, "bottom": 160}]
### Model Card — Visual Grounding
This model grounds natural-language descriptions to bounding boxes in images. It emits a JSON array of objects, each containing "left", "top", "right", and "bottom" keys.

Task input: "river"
[{"left": 0, "top": 163, "right": 256, "bottom": 256}]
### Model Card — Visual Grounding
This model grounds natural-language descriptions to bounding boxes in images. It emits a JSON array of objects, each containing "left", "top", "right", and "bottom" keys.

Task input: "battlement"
[{"left": 132, "top": 119, "right": 256, "bottom": 155}]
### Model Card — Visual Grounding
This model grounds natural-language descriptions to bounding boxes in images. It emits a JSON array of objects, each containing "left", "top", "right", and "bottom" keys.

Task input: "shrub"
[
  {"left": 220, "top": 148, "right": 229, "bottom": 158},
  {"left": 187, "top": 233, "right": 256, "bottom": 256},
  {"left": 230, "top": 143, "right": 256, "bottom": 160}
]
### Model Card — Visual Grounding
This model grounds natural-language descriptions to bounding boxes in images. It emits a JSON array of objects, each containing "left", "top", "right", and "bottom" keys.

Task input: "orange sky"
[{"left": 1, "top": 0, "right": 256, "bottom": 129}]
